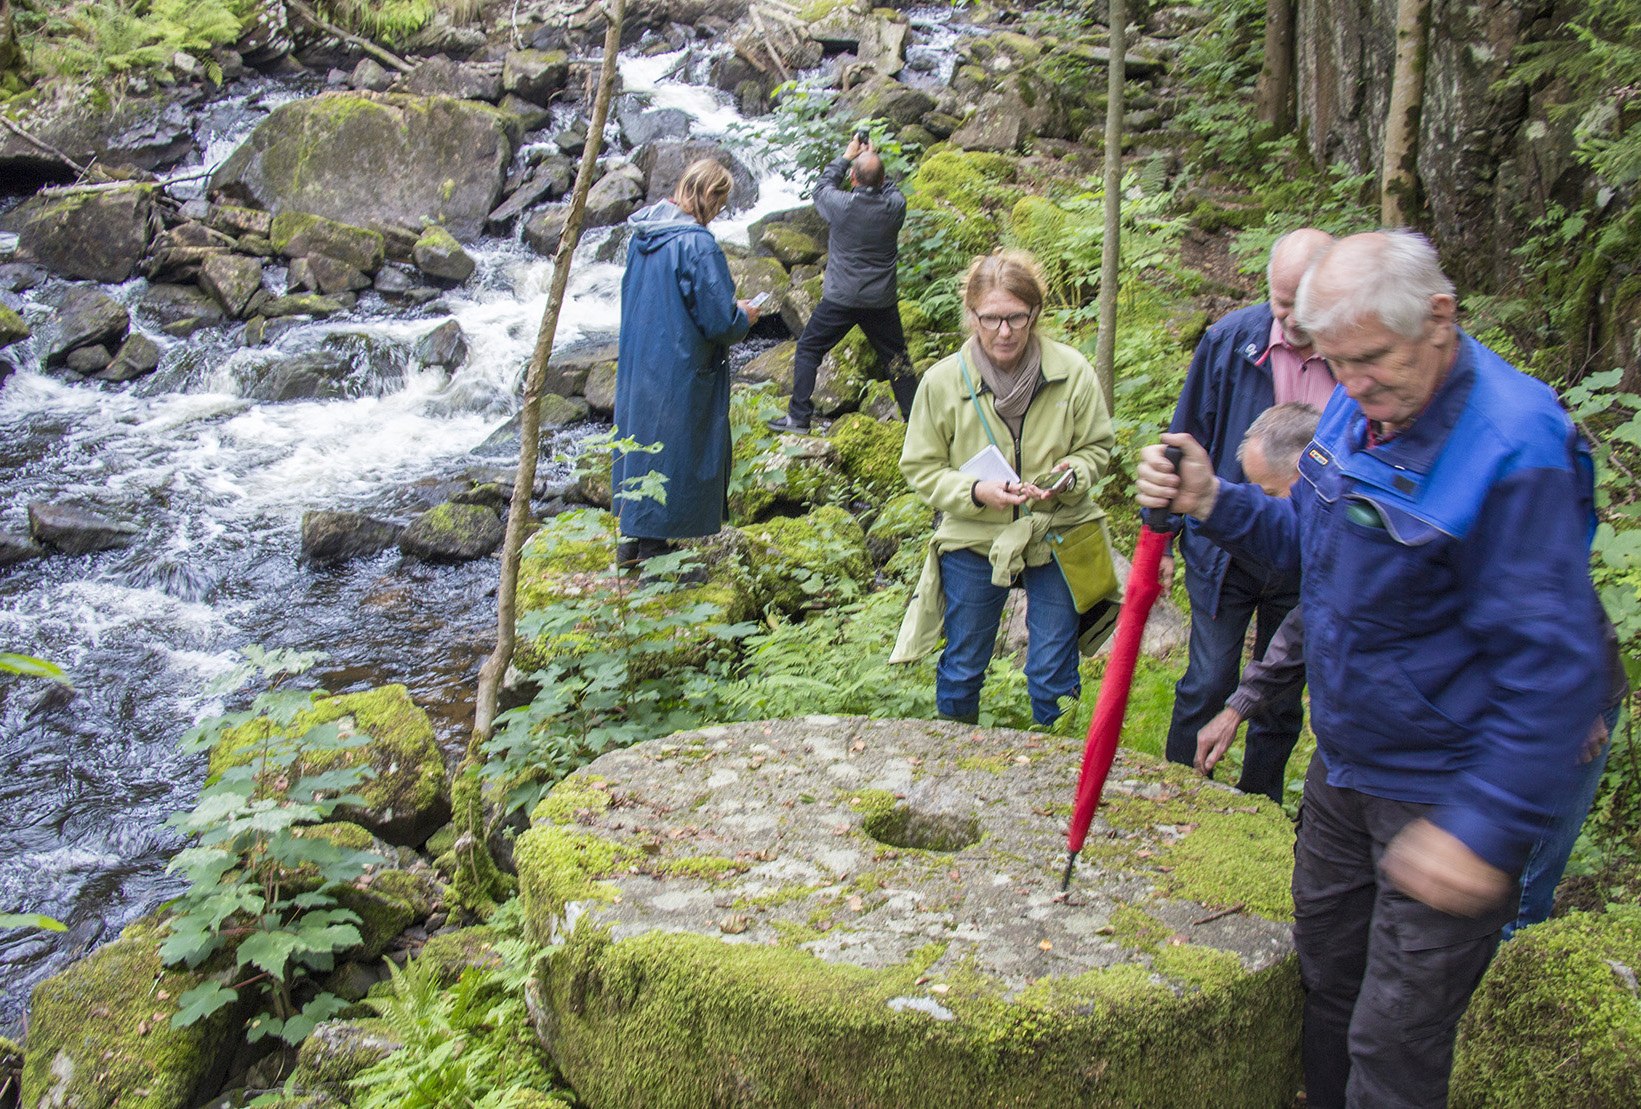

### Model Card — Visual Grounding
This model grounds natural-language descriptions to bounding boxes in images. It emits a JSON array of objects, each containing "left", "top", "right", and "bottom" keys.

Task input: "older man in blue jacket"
[{"left": 1137, "top": 230, "right": 1605, "bottom": 1109}]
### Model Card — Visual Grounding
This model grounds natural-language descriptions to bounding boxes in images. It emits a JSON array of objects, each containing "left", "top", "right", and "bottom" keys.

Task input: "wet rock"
[
  {"left": 271, "top": 211, "right": 385, "bottom": 274},
  {"left": 245, "top": 350, "right": 355, "bottom": 400},
  {"left": 211, "top": 93, "right": 513, "bottom": 243},
  {"left": 582, "top": 360, "right": 618, "bottom": 416},
  {"left": 541, "top": 341, "right": 617, "bottom": 397},
  {"left": 138, "top": 285, "right": 225, "bottom": 334},
  {"left": 95, "top": 333, "right": 162, "bottom": 382},
  {"left": 497, "top": 93, "right": 551, "bottom": 131},
  {"left": 616, "top": 99, "right": 691, "bottom": 147},
  {"left": 412, "top": 225, "right": 476, "bottom": 283},
  {"left": 585, "top": 168, "right": 646, "bottom": 229},
  {"left": 260, "top": 293, "right": 348, "bottom": 320},
  {"left": 474, "top": 393, "right": 591, "bottom": 456},
  {"left": 0, "top": 184, "right": 156, "bottom": 283},
  {"left": 64, "top": 344, "right": 113, "bottom": 374},
  {"left": 301, "top": 510, "right": 402, "bottom": 564},
  {"left": 761, "top": 223, "right": 824, "bottom": 267},
  {"left": 726, "top": 254, "right": 790, "bottom": 314},
  {"left": 414, "top": 319, "right": 468, "bottom": 368},
  {"left": 0, "top": 302, "right": 28, "bottom": 348},
  {"left": 488, "top": 160, "right": 573, "bottom": 232},
  {"left": 522, "top": 205, "right": 569, "bottom": 255},
  {"left": 199, "top": 253, "right": 265, "bottom": 317},
  {"left": 0, "top": 531, "right": 44, "bottom": 566},
  {"left": 48, "top": 288, "right": 129, "bottom": 366},
  {"left": 537, "top": 392, "right": 590, "bottom": 431},
  {"left": 290, "top": 251, "right": 371, "bottom": 296},
  {"left": 836, "top": 75, "right": 937, "bottom": 128},
  {"left": 393, "top": 56, "right": 503, "bottom": 102},
  {"left": 399, "top": 502, "right": 504, "bottom": 561},
  {"left": 747, "top": 205, "right": 830, "bottom": 259},
  {"left": 28, "top": 502, "right": 140, "bottom": 554},
  {"left": 0, "top": 262, "right": 47, "bottom": 292},
  {"left": 553, "top": 123, "right": 587, "bottom": 156},
  {"left": 20, "top": 915, "right": 242, "bottom": 1109},
  {"left": 634, "top": 140, "right": 758, "bottom": 211},
  {"left": 373, "top": 265, "right": 416, "bottom": 296},
  {"left": 503, "top": 49, "right": 570, "bottom": 105},
  {"left": 210, "top": 685, "right": 451, "bottom": 845},
  {"left": 517, "top": 718, "right": 1302, "bottom": 1109},
  {"left": 950, "top": 97, "right": 1028, "bottom": 153},
  {"left": 349, "top": 57, "right": 393, "bottom": 92},
  {"left": 740, "top": 340, "right": 795, "bottom": 392}
]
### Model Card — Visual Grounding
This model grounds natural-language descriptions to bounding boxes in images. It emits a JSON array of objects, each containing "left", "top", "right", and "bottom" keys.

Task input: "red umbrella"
[{"left": 1062, "top": 447, "right": 1180, "bottom": 891}]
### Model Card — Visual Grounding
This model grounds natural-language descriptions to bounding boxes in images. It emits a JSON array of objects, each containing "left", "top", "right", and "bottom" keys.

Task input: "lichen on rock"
[{"left": 515, "top": 717, "right": 1302, "bottom": 1108}]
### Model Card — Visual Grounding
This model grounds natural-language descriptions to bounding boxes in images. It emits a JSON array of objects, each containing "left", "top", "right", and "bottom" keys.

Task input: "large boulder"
[
  {"left": 0, "top": 184, "right": 155, "bottom": 283},
  {"left": 301, "top": 510, "right": 403, "bottom": 564},
  {"left": 208, "top": 685, "right": 451, "bottom": 846},
  {"left": 502, "top": 49, "right": 570, "bottom": 105},
  {"left": 393, "top": 57, "right": 503, "bottom": 102},
  {"left": 47, "top": 289, "right": 129, "bottom": 367},
  {"left": 21, "top": 916, "right": 242, "bottom": 1109},
  {"left": 28, "top": 502, "right": 140, "bottom": 554},
  {"left": 516, "top": 718, "right": 1303, "bottom": 1109},
  {"left": 0, "top": 302, "right": 29, "bottom": 349},
  {"left": 835, "top": 75, "right": 938, "bottom": 128},
  {"left": 633, "top": 141, "right": 758, "bottom": 212},
  {"left": 399, "top": 502, "right": 504, "bottom": 561},
  {"left": 270, "top": 212, "right": 386, "bottom": 273},
  {"left": 412, "top": 226, "right": 476, "bottom": 283},
  {"left": 96, "top": 333, "right": 162, "bottom": 383},
  {"left": 583, "top": 171, "right": 644, "bottom": 229},
  {"left": 210, "top": 92, "right": 515, "bottom": 243}
]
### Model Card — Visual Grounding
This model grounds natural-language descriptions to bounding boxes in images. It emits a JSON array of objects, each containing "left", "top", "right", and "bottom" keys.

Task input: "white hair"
[
  {"left": 1237, "top": 403, "right": 1322, "bottom": 473},
  {"left": 1294, "top": 229, "right": 1456, "bottom": 342}
]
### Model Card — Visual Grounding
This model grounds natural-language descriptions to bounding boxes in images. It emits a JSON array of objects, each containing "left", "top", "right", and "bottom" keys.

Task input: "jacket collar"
[
  {"left": 958, "top": 337, "right": 1069, "bottom": 398},
  {"left": 1347, "top": 329, "right": 1476, "bottom": 473}
]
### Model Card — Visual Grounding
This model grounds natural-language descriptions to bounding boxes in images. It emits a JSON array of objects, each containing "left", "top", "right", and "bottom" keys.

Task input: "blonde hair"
[
  {"left": 671, "top": 158, "right": 734, "bottom": 224},
  {"left": 962, "top": 250, "right": 1047, "bottom": 333}
]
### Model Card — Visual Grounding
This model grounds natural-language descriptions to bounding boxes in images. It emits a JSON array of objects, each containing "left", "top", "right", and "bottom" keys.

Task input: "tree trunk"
[
  {"left": 1380, "top": 0, "right": 1429, "bottom": 226},
  {"left": 1094, "top": 0, "right": 1125, "bottom": 413},
  {"left": 1255, "top": 0, "right": 1294, "bottom": 132}
]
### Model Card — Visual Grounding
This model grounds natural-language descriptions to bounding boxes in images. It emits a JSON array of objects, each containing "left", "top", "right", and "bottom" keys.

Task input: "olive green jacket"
[{"left": 891, "top": 338, "right": 1116, "bottom": 663}]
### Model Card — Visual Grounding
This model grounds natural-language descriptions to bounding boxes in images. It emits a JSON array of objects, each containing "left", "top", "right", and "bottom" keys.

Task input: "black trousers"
[
  {"left": 1293, "top": 754, "right": 1514, "bottom": 1109},
  {"left": 789, "top": 298, "right": 918, "bottom": 423},
  {"left": 1164, "top": 557, "right": 1303, "bottom": 801}
]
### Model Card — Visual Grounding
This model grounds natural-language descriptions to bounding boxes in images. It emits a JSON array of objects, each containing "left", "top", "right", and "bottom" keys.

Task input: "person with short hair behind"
[
  {"left": 613, "top": 157, "right": 761, "bottom": 568},
  {"left": 1137, "top": 230, "right": 1607, "bottom": 1109},
  {"left": 892, "top": 250, "right": 1114, "bottom": 725},
  {"left": 767, "top": 134, "right": 918, "bottom": 433}
]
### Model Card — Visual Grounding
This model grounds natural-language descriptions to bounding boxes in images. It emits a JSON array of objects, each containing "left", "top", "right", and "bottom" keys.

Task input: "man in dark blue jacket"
[
  {"left": 1164, "top": 228, "right": 1334, "bottom": 801},
  {"left": 1137, "top": 230, "right": 1606, "bottom": 1109},
  {"left": 768, "top": 136, "right": 918, "bottom": 432}
]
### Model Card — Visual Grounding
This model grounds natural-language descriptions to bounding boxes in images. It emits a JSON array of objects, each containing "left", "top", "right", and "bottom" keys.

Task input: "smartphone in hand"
[
  {"left": 1037, "top": 468, "right": 1075, "bottom": 494},
  {"left": 748, "top": 291, "right": 771, "bottom": 309}
]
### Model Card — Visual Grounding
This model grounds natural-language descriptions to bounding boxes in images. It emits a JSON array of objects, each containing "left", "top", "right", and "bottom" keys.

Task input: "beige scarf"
[{"left": 966, "top": 335, "right": 1042, "bottom": 439}]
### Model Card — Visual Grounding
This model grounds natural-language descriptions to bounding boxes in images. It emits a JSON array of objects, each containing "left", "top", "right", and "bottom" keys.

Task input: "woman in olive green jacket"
[{"left": 893, "top": 251, "right": 1115, "bottom": 724}]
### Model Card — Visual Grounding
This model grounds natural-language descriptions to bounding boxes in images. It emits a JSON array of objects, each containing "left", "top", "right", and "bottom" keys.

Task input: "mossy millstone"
[
  {"left": 516, "top": 717, "right": 1301, "bottom": 1108},
  {"left": 208, "top": 685, "right": 451, "bottom": 846},
  {"left": 1449, "top": 907, "right": 1641, "bottom": 1107}
]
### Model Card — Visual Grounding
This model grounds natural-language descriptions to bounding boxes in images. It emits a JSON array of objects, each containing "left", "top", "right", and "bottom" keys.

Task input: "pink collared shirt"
[{"left": 1259, "top": 318, "right": 1336, "bottom": 410}]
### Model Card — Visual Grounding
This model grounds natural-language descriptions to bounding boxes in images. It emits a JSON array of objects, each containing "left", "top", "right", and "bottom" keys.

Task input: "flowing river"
[{"left": 0, "top": 9, "right": 971, "bottom": 1032}]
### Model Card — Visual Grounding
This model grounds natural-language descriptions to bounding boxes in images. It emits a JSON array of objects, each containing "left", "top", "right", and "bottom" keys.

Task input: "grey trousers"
[{"left": 1293, "top": 753, "right": 1515, "bottom": 1109}]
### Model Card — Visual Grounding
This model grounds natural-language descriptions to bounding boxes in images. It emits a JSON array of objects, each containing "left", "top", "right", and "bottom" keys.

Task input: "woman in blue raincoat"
[{"left": 612, "top": 158, "right": 761, "bottom": 566}]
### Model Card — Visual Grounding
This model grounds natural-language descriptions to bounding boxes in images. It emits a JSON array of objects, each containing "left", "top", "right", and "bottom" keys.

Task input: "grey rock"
[
  {"left": 199, "top": 253, "right": 265, "bottom": 317},
  {"left": 0, "top": 184, "right": 154, "bottom": 283},
  {"left": 616, "top": 99, "right": 691, "bottom": 147},
  {"left": 394, "top": 57, "right": 503, "bottom": 102},
  {"left": 28, "top": 502, "right": 140, "bottom": 554},
  {"left": 49, "top": 288, "right": 129, "bottom": 366},
  {"left": 374, "top": 265, "right": 416, "bottom": 295},
  {"left": 497, "top": 93, "right": 550, "bottom": 131},
  {"left": 583, "top": 172, "right": 644, "bottom": 229},
  {"left": 634, "top": 141, "right": 758, "bottom": 211},
  {"left": 415, "top": 320, "right": 468, "bottom": 368},
  {"left": 522, "top": 205, "right": 569, "bottom": 256},
  {"left": 399, "top": 502, "right": 504, "bottom": 561},
  {"left": 290, "top": 252, "right": 370, "bottom": 296},
  {"left": 245, "top": 351, "right": 356, "bottom": 401},
  {"left": 542, "top": 340, "right": 619, "bottom": 396},
  {"left": 0, "top": 531, "right": 44, "bottom": 566},
  {"left": 502, "top": 49, "right": 569, "bottom": 105},
  {"left": 301, "top": 510, "right": 402, "bottom": 564},
  {"left": 412, "top": 226, "right": 476, "bottom": 283},
  {"left": 487, "top": 159, "right": 573, "bottom": 231},
  {"left": 0, "top": 262, "right": 47, "bottom": 292},
  {"left": 138, "top": 284, "right": 226, "bottom": 328},
  {"left": 582, "top": 360, "right": 617, "bottom": 416},
  {"left": 271, "top": 212, "right": 385, "bottom": 273},
  {"left": 95, "top": 333, "right": 162, "bottom": 382},
  {"left": 349, "top": 57, "right": 393, "bottom": 92},
  {"left": 259, "top": 293, "right": 347, "bottom": 320}
]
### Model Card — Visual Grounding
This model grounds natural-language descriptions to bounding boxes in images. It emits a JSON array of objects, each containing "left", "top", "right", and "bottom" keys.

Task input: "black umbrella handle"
[{"left": 1141, "top": 445, "right": 1185, "bottom": 533}]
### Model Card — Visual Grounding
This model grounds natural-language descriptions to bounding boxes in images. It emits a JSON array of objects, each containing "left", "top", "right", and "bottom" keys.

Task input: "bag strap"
[{"left": 957, "top": 352, "right": 1002, "bottom": 454}]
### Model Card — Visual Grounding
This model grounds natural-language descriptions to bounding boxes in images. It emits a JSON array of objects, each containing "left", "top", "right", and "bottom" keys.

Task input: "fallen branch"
[
  {"left": 0, "top": 116, "right": 89, "bottom": 176},
  {"left": 1190, "top": 902, "right": 1246, "bottom": 927},
  {"left": 285, "top": 0, "right": 414, "bottom": 73}
]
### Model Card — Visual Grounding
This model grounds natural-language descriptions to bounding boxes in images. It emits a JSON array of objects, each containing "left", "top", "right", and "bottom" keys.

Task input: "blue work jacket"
[
  {"left": 1198, "top": 332, "right": 1605, "bottom": 872},
  {"left": 612, "top": 201, "right": 749, "bottom": 539},
  {"left": 1169, "top": 302, "right": 1301, "bottom": 615}
]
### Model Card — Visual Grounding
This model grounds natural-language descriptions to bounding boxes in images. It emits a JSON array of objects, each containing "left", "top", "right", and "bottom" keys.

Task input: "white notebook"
[{"left": 960, "top": 443, "right": 1019, "bottom": 484}]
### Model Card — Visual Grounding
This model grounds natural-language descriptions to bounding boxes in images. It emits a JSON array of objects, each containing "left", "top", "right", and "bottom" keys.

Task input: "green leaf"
[
  {"left": 238, "top": 930, "right": 303, "bottom": 978},
  {"left": 0, "top": 653, "right": 71, "bottom": 685},
  {"left": 0, "top": 912, "right": 67, "bottom": 931},
  {"left": 171, "top": 981, "right": 238, "bottom": 1027}
]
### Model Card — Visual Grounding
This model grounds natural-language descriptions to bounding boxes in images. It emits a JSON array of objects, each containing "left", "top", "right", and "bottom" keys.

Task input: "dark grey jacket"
[{"left": 814, "top": 155, "right": 905, "bottom": 308}]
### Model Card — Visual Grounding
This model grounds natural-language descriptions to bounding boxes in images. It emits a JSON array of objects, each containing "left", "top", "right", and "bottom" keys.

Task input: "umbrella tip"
[{"left": 1059, "top": 850, "right": 1076, "bottom": 893}]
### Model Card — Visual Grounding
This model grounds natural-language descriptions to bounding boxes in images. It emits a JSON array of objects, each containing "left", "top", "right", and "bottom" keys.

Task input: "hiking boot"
[{"left": 766, "top": 414, "right": 811, "bottom": 434}]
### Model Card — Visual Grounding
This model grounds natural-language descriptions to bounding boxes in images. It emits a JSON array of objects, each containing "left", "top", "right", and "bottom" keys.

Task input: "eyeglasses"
[{"left": 973, "top": 311, "right": 1035, "bottom": 333}]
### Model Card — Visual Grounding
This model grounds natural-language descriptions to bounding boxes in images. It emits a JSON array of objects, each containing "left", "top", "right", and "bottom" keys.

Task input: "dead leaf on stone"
[
  {"left": 847, "top": 895, "right": 863, "bottom": 911},
  {"left": 748, "top": 756, "right": 765, "bottom": 769},
  {"left": 135, "top": 1019, "right": 149, "bottom": 1036},
  {"left": 1169, "top": 934, "right": 1188, "bottom": 946},
  {"left": 1014, "top": 755, "right": 1031, "bottom": 764},
  {"left": 930, "top": 983, "right": 950, "bottom": 994},
  {"left": 832, "top": 823, "right": 851, "bottom": 836},
  {"left": 1095, "top": 924, "right": 1115, "bottom": 935},
  {"left": 1038, "top": 939, "right": 1053, "bottom": 951},
  {"left": 907, "top": 757, "right": 923, "bottom": 766},
  {"left": 850, "top": 739, "right": 866, "bottom": 752},
  {"left": 719, "top": 914, "right": 750, "bottom": 934},
  {"left": 155, "top": 989, "right": 170, "bottom": 1000}
]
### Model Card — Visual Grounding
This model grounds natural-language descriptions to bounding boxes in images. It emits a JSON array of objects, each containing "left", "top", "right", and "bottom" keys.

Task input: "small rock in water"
[{"left": 28, "top": 502, "right": 140, "bottom": 554}]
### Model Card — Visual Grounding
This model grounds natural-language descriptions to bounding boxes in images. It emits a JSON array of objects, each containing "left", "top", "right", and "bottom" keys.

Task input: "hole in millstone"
[{"left": 863, "top": 803, "right": 982, "bottom": 853}]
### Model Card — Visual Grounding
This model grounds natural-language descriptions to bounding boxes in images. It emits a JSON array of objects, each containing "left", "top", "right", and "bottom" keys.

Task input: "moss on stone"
[
  {"left": 20, "top": 916, "right": 238, "bottom": 1109},
  {"left": 329, "top": 884, "right": 415, "bottom": 961},
  {"left": 514, "top": 825, "right": 641, "bottom": 944},
  {"left": 865, "top": 491, "right": 935, "bottom": 566},
  {"left": 415, "top": 926, "right": 505, "bottom": 985},
  {"left": 290, "top": 1018, "right": 402, "bottom": 1101},
  {"left": 444, "top": 767, "right": 515, "bottom": 916},
  {"left": 0, "top": 301, "right": 29, "bottom": 347},
  {"left": 906, "top": 150, "right": 1018, "bottom": 259},
  {"left": 735, "top": 505, "right": 871, "bottom": 614},
  {"left": 367, "top": 868, "right": 446, "bottom": 917},
  {"left": 829, "top": 411, "right": 909, "bottom": 499},
  {"left": 1109, "top": 903, "right": 1171, "bottom": 953},
  {"left": 208, "top": 685, "right": 449, "bottom": 846},
  {"left": 534, "top": 921, "right": 1301, "bottom": 1108},
  {"left": 295, "top": 821, "right": 377, "bottom": 851},
  {"left": 1450, "top": 908, "right": 1641, "bottom": 1108},
  {"left": 531, "top": 773, "right": 613, "bottom": 825},
  {"left": 270, "top": 210, "right": 385, "bottom": 272}
]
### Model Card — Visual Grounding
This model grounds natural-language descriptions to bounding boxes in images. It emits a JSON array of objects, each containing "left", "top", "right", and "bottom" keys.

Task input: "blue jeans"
[
  {"left": 1503, "top": 703, "right": 1620, "bottom": 939},
  {"left": 937, "top": 548, "right": 1080, "bottom": 725},
  {"left": 1165, "top": 558, "right": 1302, "bottom": 801}
]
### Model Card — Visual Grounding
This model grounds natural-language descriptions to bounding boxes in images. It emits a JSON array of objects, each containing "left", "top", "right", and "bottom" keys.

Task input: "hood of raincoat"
[{"left": 628, "top": 200, "right": 713, "bottom": 255}]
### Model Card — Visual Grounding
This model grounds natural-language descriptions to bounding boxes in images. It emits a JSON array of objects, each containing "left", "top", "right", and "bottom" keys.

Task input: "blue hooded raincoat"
[{"left": 612, "top": 200, "right": 750, "bottom": 539}]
